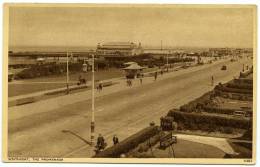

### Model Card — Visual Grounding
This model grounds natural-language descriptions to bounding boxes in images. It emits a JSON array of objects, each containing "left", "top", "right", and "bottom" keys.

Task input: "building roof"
[
  {"left": 124, "top": 62, "right": 137, "bottom": 65},
  {"left": 123, "top": 64, "right": 146, "bottom": 70},
  {"left": 98, "top": 42, "right": 137, "bottom": 49},
  {"left": 36, "top": 58, "right": 45, "bottom": 61},
  {"left": 102, "top": 42, "right": 135, "bottom": 46}
]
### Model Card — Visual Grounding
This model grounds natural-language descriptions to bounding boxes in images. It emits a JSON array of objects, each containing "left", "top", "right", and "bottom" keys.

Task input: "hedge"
[
  {"left": 16, "top": 63, "right": 83, "bottom": 79},
  {"left": 203, "top": 106, "right": 237, "bottom": 115},
  {"left": 227, "top": 82, "right": 253, "bottom": 90},
  {"left": 234, "top": 78, "right": 253, "bottom": 85},
  {"left": 215, "top": 85, "right": 252, "bottom": 94},
  {"left": 179, "top": 91, "right": 213, "bottom": 113},
  {"left": 215, "top": 90, "right": 253, "bottom": 100},
  {"left": 94, "top": 126, "right": 160, "bottom": 158},
  {"left": 167, "top": 110, "right": 252, "bottom": 130}
]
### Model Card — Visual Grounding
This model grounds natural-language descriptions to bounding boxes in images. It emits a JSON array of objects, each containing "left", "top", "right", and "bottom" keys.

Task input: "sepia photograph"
[{"left": 2, "top": 3, "right": 256, "bottom": 164}]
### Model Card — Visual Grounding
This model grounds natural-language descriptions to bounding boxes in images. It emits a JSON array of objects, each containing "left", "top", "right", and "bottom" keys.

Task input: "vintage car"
[{"left": 221, "top": 65, "right": 227, "bottom": 70}]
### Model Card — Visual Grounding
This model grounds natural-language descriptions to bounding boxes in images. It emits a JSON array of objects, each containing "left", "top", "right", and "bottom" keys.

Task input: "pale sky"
[{"left": 9, "top": 6, "right": 255, "bottom": 48}]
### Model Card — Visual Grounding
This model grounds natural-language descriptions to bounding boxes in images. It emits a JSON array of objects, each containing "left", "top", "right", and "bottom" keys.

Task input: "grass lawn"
[
  {"left": 8, "top": 83, "right": 75, "bottom": 97},
  {"left": 8, "top": 67, "right": 160, "bottom": 97},
  {"left": 131, "top": 139, "right": 226, "bottom": 158},
  {"left": 8, "top": 68, "right": 123, "bottom": 97},
  {"left": 18, "top": 68, "right": 125, "bottom": 82}
]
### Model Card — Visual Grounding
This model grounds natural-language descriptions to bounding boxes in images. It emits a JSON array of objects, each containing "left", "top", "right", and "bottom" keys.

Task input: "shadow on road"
[{"left": 61, "top": 130, "right": 92, "bottom": 146}]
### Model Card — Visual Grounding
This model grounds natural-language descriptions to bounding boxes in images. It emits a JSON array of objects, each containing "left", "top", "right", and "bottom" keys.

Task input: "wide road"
[{"left": 8, "top": 58, "right": 252, "bottom": 158}]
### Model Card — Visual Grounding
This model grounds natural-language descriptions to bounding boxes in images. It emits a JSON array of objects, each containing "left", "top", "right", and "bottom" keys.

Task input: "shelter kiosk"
[{"left": 123, "top": 63, "right": 145, "bottom": 79}]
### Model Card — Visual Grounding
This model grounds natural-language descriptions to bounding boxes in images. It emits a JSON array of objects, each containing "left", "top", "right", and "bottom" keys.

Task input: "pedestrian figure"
[
  {"left": 96, "top": 134, "right": 106, "bottom": 151},
  {"left": 211, "top": 76, "right": 214, "bottom": 86},
  {"left": 161, "top": 70, "right": 163, "bottom": 75},
  {"left": 140, "top": 77, "right": 143, "bottom": 84},
  {"left": 154, "top": 72, "right": 158, "bottom": 81},
  {"left": 78, "top": 75, "right": 86, "bottom": 85},
  {"left": 126, "top": 79, "right": 130, "bottom": 87},
  {"left": 113, "top": 135, "right": 119, "bottom": 145},
  {"left": 97, "top": 85, "right": 100, "bottom": 92},
  {"left": 129, "top": 79, "right": 132, "bottom": 87},
  {"left": 98, "top": 82, "right": 103, "bottom": 91}
]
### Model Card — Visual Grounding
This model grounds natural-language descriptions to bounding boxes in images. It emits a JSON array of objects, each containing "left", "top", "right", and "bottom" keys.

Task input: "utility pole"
[
  {"left": 90, "top": 54, "right": 95, "bottom": 146},
  {"left": 167, "top": 50, "right": 169, "bottom": 72},
  {"left": 66, "top": 51, "right": 69, "bottom": 94}
]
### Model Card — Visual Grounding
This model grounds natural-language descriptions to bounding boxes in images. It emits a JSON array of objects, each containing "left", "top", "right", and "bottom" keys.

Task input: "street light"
[
  {"left": 167, "top": 50, "right": 169, "bottom": 72},
  {"left": 90, "top": 54, "right": 95, "bottom": 146},
  {"left": 66, "top": 51, "right": 70, "bottom": 94}
]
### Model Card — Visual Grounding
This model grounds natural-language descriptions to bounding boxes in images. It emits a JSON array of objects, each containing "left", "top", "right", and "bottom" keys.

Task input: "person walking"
[
  {"left": 99, "top": 81, "right": 103, "bottom": 91},
  {"left": 211, "top": 75, "right": 214, "bottom": 86},
  {"left": 154, "top": 72, "right": 158, "bottom": 81},
  {"left": 96, "top": 134, "right": 105, "bottom": 151},
  {"left": 113, "top": 135, "right": 119, "bottom": 145},
  {"left": 140, "top": 77, "right": 143, "bottom": 85},
  {"left": 129, "top": 79, "right": 132, "bottom": 86}
]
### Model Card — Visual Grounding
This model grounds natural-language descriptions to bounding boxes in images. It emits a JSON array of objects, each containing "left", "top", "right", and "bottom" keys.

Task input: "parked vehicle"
[{"left": 221, "top": 65, "right": 227, "bottom": 70}]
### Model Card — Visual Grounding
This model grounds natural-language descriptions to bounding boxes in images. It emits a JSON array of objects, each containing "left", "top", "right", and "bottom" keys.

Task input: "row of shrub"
[
  {"left": 227, "top": 82, "right": 253, "bottom": 90},
  {"left": 234, "top": 78, "right": 253, "bottom": 84},
  {"left": 167, "top": 110, "right": 252, "bottom": 130},
  {"left": 203, "top": 106, "right": 252, "bottom": 117},
  {"left": 203, "top": 106, "right": 237, "bottom": 115},
  {"left": 126, "top": 132, "right": 164, "bottom": 158},
  {"left": 9, "top": 64, "right": 32, "bottom": 69},
  {"left": 15, "top": 63, "right": 83, "bottom": 79},
  {"left": 177, "top": 121, "right": 235, "bottom": 134},
  {"left": 215, "top": 84, "right": 252, "bottom": 94},
  {"left": 179, "top": 91, "right": 213, "bottom": 113},
  {"left": 94, "top": 126, "right": 160, "bottom": 158},
  {"left": 214, "top": 90, "right": 253, "bottom": 101}
]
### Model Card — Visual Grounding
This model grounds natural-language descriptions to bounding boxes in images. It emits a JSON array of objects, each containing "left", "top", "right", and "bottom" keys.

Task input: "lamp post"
[
  {"left": 90, "top": 54, "right": 95, "bottom": 146},
  {"left": 66, "top": 51, "right": 69, "bottom": 94},
  {"left": 161, "top": 40, "right": 163, "bottom": 51},
  {"left": 167, "top": 50, "right": 169, "bottom": 72}
]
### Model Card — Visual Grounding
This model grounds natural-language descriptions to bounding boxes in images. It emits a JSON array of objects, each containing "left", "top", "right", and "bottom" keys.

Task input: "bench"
[
  {"left": 16, "top": 97, "right": 36, "bottom": 105},
  {"left": 159, "top": 132, "right": 177, "bottom": 149},
  {"left": 102, "top": 81, "right": 113, "bottom": 87}
]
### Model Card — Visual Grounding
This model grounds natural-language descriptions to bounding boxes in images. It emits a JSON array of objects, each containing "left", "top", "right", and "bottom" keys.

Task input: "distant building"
[
  {"left": 209, "top": 48, "right": 232, "bottom": 57},
  {"left": 96, "top": 42, "right": 143, "bottom": 57}
]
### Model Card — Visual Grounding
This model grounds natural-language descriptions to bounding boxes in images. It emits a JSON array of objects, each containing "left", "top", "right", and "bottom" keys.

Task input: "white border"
[{"left": 0, "top": 1, "right": 259, "bottom": 167}]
